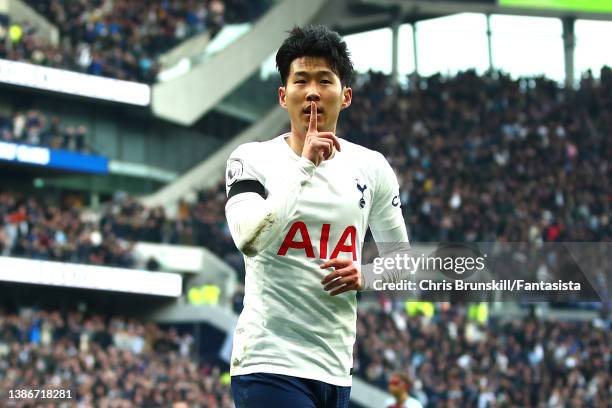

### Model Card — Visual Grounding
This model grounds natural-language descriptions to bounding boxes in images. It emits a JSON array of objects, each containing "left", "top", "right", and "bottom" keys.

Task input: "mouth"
[{"left": 303, "top": 106, "right": 324, "bottom": 114}]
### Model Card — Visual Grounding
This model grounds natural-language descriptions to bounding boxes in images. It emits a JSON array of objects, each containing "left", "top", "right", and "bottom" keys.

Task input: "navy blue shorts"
[{"left": 231, "top": 373, "right": 351, "bottom": 408}]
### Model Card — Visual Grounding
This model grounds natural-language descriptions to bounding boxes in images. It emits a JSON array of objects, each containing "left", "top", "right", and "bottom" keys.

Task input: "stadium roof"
[{"left": 314, "top": 0, "right": 612, "bottom": 35}]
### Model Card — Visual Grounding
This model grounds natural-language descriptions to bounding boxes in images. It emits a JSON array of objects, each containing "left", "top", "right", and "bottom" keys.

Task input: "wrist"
[{"left": 297, "top": 156, "right": 317, "bottom": 175}]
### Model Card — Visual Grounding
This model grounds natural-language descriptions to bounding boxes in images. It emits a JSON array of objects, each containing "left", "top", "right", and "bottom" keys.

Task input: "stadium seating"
[
  {"left": 1, "top": 68, "right": 609, "bottom": 406},
  {"left": 2, "top": 1, "right": 610, "bottom": 405},
  {"left": 0, "top": 306, "right": 607, "bottom": 407},
  {"left": 2, "top": 0, "right": 272, "bottom": 83},
  {"left": 161, "top": 67, "right": 610, "bottom": 254},
  {"left": 146, "top": 68, "right": 611, "bottom": 276},
  {"left": 0, "top": 308, "right": 233, "bottom": 407},
  {"left": 354, "top": 307, "right": 610, "bottom": 407},
  {"left": 0, "top": 190, "right": 136, "bottom": 268},
  {"left": 0, "top": 110, "right": 89, "bottom": 152},
  {"left": 342, "top": 68, "right": 610, "bottom": 243},
  {"left": 2, "top": 69, "right": 609, "bottom": 276}
]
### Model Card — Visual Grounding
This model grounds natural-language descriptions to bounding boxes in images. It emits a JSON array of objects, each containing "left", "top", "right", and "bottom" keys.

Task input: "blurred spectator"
[
  {"left": 145, "top": 256, "right": 161, "bottom": 271},
  {"left": 0, "top": 110, "right": 92, "bottom": 153},
  {"left": 0, "top": 15, "right": 9, "bottom": 58},
  {"left": 387, "top": 372, "right": 424, "bottom": 408}
]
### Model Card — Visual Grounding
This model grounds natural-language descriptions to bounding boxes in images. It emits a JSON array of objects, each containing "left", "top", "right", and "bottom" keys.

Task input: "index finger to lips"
[{"left": 308, "top": 101, "right": 317, "bottom": 133}]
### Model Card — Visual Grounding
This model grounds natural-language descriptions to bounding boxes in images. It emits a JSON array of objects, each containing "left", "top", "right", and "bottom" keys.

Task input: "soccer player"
[
  {"left": 225, "top": 25, "right": 409, "bottom": 407},
  {"left": 386, "top": 373, "right": 424, "bottom": 408}
]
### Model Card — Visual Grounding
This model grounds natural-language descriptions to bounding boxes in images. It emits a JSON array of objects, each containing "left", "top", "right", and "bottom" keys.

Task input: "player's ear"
[
  {"left": 278, "top": 86, "right": 287, "bottom": 109},
  {"left": 340, "top": 87, "right": 352, "bottom": 110}
]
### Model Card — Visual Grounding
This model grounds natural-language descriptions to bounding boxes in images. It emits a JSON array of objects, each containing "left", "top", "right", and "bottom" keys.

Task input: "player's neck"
[{"left": 286, "top": 131, "right": 305, "bottom": 157}]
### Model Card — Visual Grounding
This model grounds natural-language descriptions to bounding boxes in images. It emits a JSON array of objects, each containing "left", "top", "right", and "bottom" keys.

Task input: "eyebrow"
[{"left": 293, "top": 70, "right": 335, "bottom": 77}]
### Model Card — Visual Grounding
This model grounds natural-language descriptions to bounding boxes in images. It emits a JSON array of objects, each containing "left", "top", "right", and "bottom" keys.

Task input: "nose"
[
  {"left": 306, "top": 94, "right": 320, "bottom": 103},
  {"left": 306, "top": 84, "right": 320, "bottom": 102}
]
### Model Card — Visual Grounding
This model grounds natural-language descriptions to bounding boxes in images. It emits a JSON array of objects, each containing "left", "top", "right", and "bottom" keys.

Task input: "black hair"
[{"left": 276, "top": 25, "right": 353, "bottom": 87}]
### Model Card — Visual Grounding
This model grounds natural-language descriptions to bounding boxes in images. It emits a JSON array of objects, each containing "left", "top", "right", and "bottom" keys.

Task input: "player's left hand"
[{"left": 320, "top": 258, "right": 363, "bottom": 296}]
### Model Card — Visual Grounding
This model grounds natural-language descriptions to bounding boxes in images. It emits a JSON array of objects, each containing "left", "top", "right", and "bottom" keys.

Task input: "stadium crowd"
[
  {"left": 0, "top": 190, "right": 136, "bottom": 268},
  {"left": 0, "top": 306, "right": 607, "bottom": 407},
  {"left": 1, "top": 67, "right": 602, "bottom": 281},
  {"left": 104, "top": 67, "right": 612, "bottom": 272},
  {"left": 1, "top": 10, "right": 610, "bottom": 406},
  {"left": 99, "top": 187, "right": 237, "bottom": 267},
  {"left": 343, "top": 67, "right": 610, "bottom": 243},
  {"left": 1, "top": 68, "right": 609, "bottom": 278},
  {"left": 0, "top": 187, "right": 233, "bottom": 272},
  {"left": 0, "top": 110, "right": 90, "bottom": 152},
  {"left": 221, "top": 67, "right": 606, "bottom": 246},
  {"left": 99, "top": 190, "right": 230, "bottom": 252},
  {"left": 1, "top": 0, "right": 271, "bottom": 83},
  {"left": 0, "top": 308, "right": 233, "bottom": 407},
  {"left": 355, "top": 307, "right": 610, "bottom": 407}
]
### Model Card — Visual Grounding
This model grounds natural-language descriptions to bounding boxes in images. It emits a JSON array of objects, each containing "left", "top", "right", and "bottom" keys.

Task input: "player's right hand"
[{"left": 302, "top": 101, "right": 341, "bottom": 166}]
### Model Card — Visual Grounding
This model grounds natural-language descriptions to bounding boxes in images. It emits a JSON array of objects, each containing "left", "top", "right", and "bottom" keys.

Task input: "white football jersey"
[{"left": 225, "top": 133, "right": 405, "bottom": 386}]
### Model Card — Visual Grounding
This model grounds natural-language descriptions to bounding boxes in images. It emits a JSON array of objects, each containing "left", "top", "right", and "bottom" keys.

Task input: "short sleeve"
[
  {"left": 369, "top": 152, "right": 405, "bottom": 232},
  {"left": 225, "top": 143, "right": 265, "bottom": 197}
]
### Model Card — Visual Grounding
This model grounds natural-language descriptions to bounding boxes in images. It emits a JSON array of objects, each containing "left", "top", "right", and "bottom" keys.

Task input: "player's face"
[
  {"left": 279, "top": 56, "right": 352, "bottom": 135},
  {"left": 388, "top": 375, "right": 405, "bottom": 397}
]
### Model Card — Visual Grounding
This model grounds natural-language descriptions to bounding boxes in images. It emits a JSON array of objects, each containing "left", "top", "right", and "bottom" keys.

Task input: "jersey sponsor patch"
[{"left": 226, "top": 158, "right": 244, "bottom": 186}]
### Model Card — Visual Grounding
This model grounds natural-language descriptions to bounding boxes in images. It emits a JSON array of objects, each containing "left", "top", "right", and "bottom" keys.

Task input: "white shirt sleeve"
[
  {"left": 224, "top": 144, "right": 316, "bottom": 256},
  {"left": 361, "top": 224, "right": 411, "bottom": 290},
  {"left": 361, "top": 153, "right": 411, "bottom": 290},
  {"left": 369, "top": 152, "right": 406, "bottom": 232}
]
